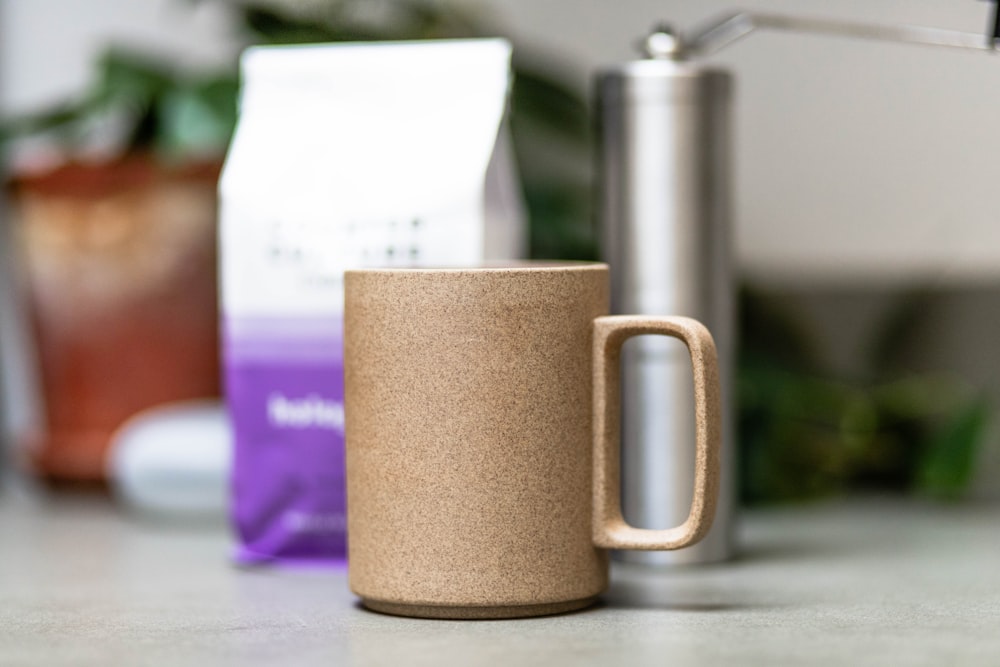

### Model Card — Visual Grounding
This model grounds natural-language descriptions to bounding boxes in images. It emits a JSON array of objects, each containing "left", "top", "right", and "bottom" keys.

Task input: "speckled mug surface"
[{"left": 344, "top": 262, "right": 720, "bottom": 619}]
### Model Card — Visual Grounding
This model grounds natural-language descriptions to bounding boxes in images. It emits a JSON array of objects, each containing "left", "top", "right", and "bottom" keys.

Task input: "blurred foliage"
[
  {"left": 739, "top": 287, "right": 990, "bottom": 504},
  {"left": 0, "top": 50, "right": 238, "bottom": 161}
]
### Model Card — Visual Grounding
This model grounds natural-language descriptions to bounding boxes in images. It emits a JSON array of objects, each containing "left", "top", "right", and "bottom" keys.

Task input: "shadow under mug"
[{"left": 344, "top": 261, "right": 721, "bottom": 619}]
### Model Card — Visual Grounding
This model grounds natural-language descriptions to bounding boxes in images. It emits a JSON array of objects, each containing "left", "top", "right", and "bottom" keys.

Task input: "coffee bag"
[{"left": 220, "top": 39, "right": 519, "bottom": 564}]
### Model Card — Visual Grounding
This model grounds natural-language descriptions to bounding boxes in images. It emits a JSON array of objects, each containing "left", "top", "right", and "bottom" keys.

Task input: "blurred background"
[{"left": 1, "top": 0, "right": 999, "bottom": 506}]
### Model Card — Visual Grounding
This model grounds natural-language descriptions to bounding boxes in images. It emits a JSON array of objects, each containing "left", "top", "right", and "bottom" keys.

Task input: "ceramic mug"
[{"left": 344, "top": 262, "right": 720, "bottom": 619}]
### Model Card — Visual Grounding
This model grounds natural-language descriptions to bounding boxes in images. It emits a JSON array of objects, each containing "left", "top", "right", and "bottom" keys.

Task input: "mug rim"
[{"left": 345, "top": 260, "right": 607, "bottom": 275}]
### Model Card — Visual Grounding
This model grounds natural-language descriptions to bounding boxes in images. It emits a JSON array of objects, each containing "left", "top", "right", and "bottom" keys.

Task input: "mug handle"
[{"left": 592, "top": 316, "right": 722, "bottom": 550}]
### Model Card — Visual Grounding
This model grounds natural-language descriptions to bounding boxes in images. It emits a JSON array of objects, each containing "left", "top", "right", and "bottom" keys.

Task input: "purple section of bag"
[{"left": 225, "top": 316, "right": 346, "bottom": 564}]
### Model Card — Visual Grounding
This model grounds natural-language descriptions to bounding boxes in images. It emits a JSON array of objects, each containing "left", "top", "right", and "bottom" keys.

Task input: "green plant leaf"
[
  {"left": 510, "top": 63, "right": 589, "bottom": 146},
  {"left": 0, "top": 103, "right": 89, "bottom": 145},
  {"left": 242, "top": 5, "right": 366, "bottom": 43},
  {"left": 865, "top": 289, "right": 934, "bottom": 376},
  {"left": 916, "top": 398, "right": 990, "bottom": 499},
  {"left": 156, "top": 75, "right": 238, "bottom": 158}
]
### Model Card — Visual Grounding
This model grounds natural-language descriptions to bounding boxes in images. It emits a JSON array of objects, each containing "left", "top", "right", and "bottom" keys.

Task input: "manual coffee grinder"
[{"left": 597, "top": 7, "right": 1000, "bottom": 564}]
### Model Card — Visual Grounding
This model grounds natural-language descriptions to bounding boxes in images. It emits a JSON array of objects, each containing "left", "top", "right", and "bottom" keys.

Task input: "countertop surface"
[{"left": 1, "top": 484, "right": 998, "bottom": 666}]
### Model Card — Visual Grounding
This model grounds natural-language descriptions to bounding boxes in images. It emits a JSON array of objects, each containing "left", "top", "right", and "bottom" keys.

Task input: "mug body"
[{"left": 345, "top": 262, "right": 610, "bottom": 619}]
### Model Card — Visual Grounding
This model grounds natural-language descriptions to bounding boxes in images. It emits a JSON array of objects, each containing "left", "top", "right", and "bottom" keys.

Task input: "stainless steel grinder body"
[{"left": 597, "top": 59, "right": 734, "bottom": 564}]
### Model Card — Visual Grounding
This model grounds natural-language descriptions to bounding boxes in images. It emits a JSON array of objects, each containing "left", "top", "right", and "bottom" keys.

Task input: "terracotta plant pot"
[{"left": 8, "top": 156, "right": 221, "bottom": 484}]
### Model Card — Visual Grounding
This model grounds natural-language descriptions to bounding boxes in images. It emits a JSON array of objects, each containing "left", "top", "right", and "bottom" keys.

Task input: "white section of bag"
[{"left": 219, "top": 39, "right": 520, "bottom": 320}]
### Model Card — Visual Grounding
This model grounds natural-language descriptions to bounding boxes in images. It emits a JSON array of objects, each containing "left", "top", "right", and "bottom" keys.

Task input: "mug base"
[{"left": 361, "top": 596, "right": 599, "bottom": 620}]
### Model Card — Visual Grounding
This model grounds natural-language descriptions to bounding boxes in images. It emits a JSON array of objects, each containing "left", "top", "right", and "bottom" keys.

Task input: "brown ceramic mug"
[{"left": 344, "top": 262, "right": 720, "bottom": 619}]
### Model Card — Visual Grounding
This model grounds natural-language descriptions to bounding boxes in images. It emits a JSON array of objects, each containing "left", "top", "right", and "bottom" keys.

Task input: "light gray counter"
[{"left": 1, "top": 486, "right": 998, "bottom": 666}]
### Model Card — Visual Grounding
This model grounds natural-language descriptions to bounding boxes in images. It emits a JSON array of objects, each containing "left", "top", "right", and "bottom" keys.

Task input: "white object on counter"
[{"left": 107, "top": 401, "right": 231, "bottom": 518}]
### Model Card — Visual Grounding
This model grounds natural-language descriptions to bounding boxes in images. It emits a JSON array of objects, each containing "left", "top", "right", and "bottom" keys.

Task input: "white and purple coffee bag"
[{"left": 219, "top": 39, "right": 520, "bottom": 564}]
